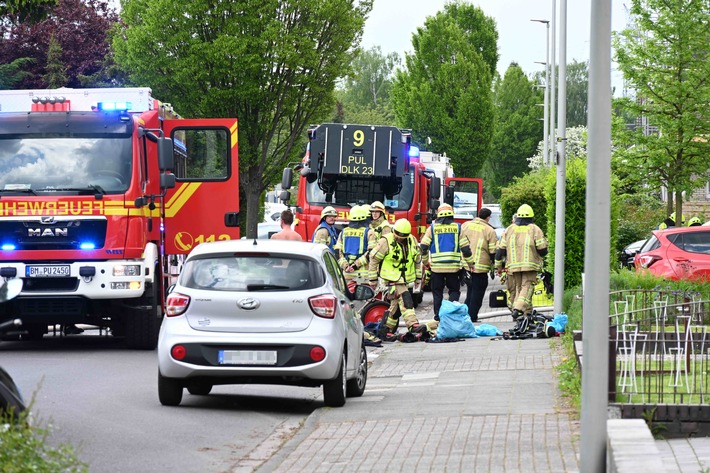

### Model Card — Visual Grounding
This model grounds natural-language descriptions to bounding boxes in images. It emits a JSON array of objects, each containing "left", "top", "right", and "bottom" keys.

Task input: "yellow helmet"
[
  {"left": 370, "top": 201, "right": 386, "bottom": 213},
  {"left": 516, "top": 204, "right": 534, "bottom": 218},
  {"left": 437, "top": 203, "right": 454, "bottom": 218},
  {"left": 688, "top": 216, "right": 702, "bottom": 226},
  {"left": 349, "top": 205, "right": 368, "bottom": 221},
  {"left": 393, "top": 219, "right": 411, "bottom": 236},
  {"left": 321, "top": 206, "right": 337, "bottom": 219}
]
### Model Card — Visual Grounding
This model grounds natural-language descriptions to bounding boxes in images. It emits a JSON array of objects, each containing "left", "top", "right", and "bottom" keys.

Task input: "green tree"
[
  {"left": 334, "top": 45, "right": 398, "bottom": 125},
  {"left": 114, "top": 0, "right": 373, "bottom": 238},
  {"left": 0, "top": 0, "right": 118, "bottom": 88},
  {"left": 42, "top": 35, "right": 67, "bottom": 88},
  {"left": 614, "top": 0, "right": 710, "bottom": 218},
  {"left": 566, "top": 60, "right": 588, "bottom": 127},
  {"left": 0, "top": 0, "right": 57, "bottom": 24},
  {"left": 391, "top": 2, "right": 498, "bottom": 178},
  {"left": 0, "top": 57, "right": 33, "bottom": 89},
  {"left": 487, "top": 63, "right": 543, "bottom": 199}
]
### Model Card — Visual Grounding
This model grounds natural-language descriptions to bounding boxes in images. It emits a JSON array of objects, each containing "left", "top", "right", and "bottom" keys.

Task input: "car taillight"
[
  {"left": 637, "top": 255, "right": 661, "bottom": 269},
  {"left": 166, "top": 292, "right": 190, "bottom": 316},
  {"left": 308, "top": 295, "right": 337, "bottom": 319}
]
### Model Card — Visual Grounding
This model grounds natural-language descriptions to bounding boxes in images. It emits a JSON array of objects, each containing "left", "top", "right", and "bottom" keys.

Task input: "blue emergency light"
[
  {"left": 96, "top": 102, "right": 132, "bottom": 112},
  {"left": 408, "top": 145, "right": 420, "bottom": 158},
  {"left": 79, "top": 242, "right": 96, "bottom": 250},
  {"left": 1, "top": 244, "right": 16, "bottom": 251}
]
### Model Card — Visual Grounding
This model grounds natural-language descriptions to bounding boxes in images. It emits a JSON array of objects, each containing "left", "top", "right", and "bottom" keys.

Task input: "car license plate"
[
  {"left": 25, "top": 265, "right": 71, "bottom": 278},
  {"left": 218, "top": 350, "right": 277, "bottom": 365}
]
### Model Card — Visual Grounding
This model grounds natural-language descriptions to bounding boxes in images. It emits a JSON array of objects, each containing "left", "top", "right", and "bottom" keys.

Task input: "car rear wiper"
[{"left": 246, "top": 284, "right": 290, "bottom": 291}]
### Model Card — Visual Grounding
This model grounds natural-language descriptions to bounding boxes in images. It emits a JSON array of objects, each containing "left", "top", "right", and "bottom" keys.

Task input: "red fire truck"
[
  {"left": 0, "top": 88, "right": 240, "bottom": 348},
  {"left": 279, "top": 123, "right": 482, "bottom": 324},
  {"left": 280, "top": 123, "right": 482, "bottom": 240}
]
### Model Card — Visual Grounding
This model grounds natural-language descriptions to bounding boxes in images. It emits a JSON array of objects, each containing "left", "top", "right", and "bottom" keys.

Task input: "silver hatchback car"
[{"left": 157, "top": 240, "right": 373, "bottom": 407}]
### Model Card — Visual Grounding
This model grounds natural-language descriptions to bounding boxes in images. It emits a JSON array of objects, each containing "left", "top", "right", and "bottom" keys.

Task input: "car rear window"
[
  {"left": 640, "top": 236, "right": 660, "bottom": 253},
  {"left": 670, "top": 231, "right": 710, "bottom": 254},
  {"left": 180, "top": 255, "right": 324, "bottom": 291}
]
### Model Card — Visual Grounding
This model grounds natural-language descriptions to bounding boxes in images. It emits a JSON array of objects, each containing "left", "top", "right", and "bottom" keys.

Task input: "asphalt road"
[{"left": 0, "top": 330, "right": 320, "bottom": 473}]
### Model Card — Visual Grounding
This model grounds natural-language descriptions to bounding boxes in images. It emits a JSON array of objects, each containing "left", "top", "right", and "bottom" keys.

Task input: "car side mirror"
[{"left": 351, "top": 284, "right": 374, "bottom": 301}]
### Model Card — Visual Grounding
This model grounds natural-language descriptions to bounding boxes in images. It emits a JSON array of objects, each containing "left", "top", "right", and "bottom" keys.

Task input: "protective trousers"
[
  {"left": 382, "top": 283, "right": 419, "bottom": 330},
  {"left": 464, "top": 271, "right": 488, "bottom": 322},
  {"left": 430, "top": 271, "right": 461, "bottom": 317},
  {"left": 507, "top": 271, "right": 538, "bottom": 314}
]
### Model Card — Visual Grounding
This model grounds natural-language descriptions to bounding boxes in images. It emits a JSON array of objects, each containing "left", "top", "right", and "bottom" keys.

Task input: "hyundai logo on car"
[{"left": 237, "top": 298, "right": 260, "bottom": 310}]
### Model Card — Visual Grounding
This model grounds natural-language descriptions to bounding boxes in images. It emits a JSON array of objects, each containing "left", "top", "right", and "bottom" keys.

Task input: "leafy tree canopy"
[
  {"left": 487, "top": 62, "right": 543, "bottom": 198},
  {"left": 0, "top": 0, "right": 57, "bottom": 24},
  {"left": 0, "top": 0, "right": 118, "bottom": 88},
  {"left": 113, "top": 0, "right": 373, "bottom": 237},
  {"left": 613, "top": 0, "right": 710, "bottom": 217},
  {"left": 391, "top": 1, "right": 498, "bottom": 178}
]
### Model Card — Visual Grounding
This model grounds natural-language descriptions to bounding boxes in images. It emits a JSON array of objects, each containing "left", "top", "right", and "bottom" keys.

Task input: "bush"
[
  {"left": 616, "top": 193, "right": 665, "bottom": 253},
  {"left": 0, "top": 411, "right": 86, "bottom": 473},
  {"left": 499, "top": 167, "right": 551, "bottom": 235}
]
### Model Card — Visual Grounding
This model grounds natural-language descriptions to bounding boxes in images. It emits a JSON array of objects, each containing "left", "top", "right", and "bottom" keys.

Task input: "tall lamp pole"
[{"left": 531, "top": 19, "right": 550, "bottom": 166}]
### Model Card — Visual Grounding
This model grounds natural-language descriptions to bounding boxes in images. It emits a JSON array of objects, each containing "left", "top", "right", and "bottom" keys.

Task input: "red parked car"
[{"left": 634, "top": 226, "right": 710, "bottom": 281}]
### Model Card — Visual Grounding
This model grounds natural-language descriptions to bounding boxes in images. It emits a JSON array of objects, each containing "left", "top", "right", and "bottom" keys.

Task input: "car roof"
[
  {"left": 187, "top": 239, "right": 327, "bottom": 260},
  {"left": 653, "top": 226, "right": 710, "bottom": 237}
]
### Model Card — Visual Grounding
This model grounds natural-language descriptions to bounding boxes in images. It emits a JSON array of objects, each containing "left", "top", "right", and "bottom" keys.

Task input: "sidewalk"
[{"left": 256, "top": 280, "right": 581, "bottom": 473}]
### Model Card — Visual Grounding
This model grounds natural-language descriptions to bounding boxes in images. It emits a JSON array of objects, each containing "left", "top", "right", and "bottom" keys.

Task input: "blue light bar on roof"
[
  {"left": 97, "top": 102, "right": 132, "bottom": 112},
  {"left": 408, "top": 145, "right": 420, "bottom": 158}
]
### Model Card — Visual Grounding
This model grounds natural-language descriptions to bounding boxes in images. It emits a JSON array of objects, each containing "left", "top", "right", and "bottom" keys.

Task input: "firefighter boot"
[
  {"left": 377, "top": 311, "right": 392, "bottom": 340},
  {"left": 511, "top": 309, "right": 523, "bottom": 321}
]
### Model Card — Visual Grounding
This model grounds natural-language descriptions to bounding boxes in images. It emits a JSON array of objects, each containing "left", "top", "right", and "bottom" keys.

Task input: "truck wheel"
[
  {"left": 125, "top": 275, "right": 163, "bottom": 350},
  {"left": 158, "top": 372, "right": 183, "bottom": 406}
]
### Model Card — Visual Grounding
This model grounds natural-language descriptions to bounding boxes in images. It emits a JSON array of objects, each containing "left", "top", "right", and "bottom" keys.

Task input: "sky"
[{"left": 360, "top": 0, "right": 629, "bottom": 94}]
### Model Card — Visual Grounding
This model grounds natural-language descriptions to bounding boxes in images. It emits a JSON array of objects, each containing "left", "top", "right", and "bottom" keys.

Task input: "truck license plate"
[
  {"left": 218, "top": 350, "right": 277, "bottom": 365},
  {"left": 25, "top": 265, "right": 71, "bottom": 278}
]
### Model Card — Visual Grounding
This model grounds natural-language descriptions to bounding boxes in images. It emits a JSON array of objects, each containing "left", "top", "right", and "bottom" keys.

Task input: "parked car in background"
[
  {"left": 486, "top": 205, "right": 504, "bottom": 239},
  {"left": 620, "top": 238, "right": 647, "bottom": 269},
  {"left": 157, "top": 240, "right": 373, "bottom": 407},
  {"left": 634, "top": 227, "right": 710, "bottom": 281}
]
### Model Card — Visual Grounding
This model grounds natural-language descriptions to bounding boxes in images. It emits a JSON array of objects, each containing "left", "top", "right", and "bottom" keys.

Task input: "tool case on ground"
[{"left": 489, "top": 289, "right": 508, "bottom": 308}]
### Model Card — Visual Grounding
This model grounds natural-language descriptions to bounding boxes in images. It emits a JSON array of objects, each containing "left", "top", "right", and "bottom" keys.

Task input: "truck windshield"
[
  {"left": 0, "top": 136, "right": 132, "bottom": 194},
  {"left": 306, "top": 172, "right": 415, "bottom": 211}
]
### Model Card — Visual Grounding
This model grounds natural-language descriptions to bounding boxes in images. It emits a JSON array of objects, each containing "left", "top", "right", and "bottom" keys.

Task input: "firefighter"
[
  {"left": 461, "top": 207, "right": 498, "bottom": 322},
  {"left": 369, "top": 201, "right": 392, "bottom": 239},
  {"left": 312, "top": 206, "right": 338, "bottom": 251},
  {"left": 659, "top": 212, "right": 685, "bottom": 229},
  {"left": 336, "top": 205, "right": 370, "bottom": 285},
  {"left": 494, "top": 204, "right": 548, "bottom": 323},
  {"left": 420, "top": 203, "right": 475, "bottom": 320},
  {"left": 368, "top": 219, "right": 423, "bottom": 338},
  {"left": 688, "top": 216, "right": 702, "bottom": 227}
]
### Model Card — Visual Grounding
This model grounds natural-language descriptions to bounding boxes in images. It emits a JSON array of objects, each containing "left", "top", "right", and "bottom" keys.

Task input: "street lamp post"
[{"left": 531, "top": 20, "right": 550, "bottom": 166}]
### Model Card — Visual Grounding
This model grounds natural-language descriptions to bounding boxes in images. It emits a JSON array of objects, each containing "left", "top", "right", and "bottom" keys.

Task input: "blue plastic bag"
[
  {"left": 548, "top": 313, "right": 568, "bottom": 334},
  {"left": 437, "top": 300, "right": 478, "bottom": 338},
  {"left": 475, "top": 323, "right": 503, "bottom": 337}
]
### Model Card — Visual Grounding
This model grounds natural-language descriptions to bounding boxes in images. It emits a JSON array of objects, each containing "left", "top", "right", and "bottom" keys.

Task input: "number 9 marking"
[{"left": 353, "top": 130, "right": 364, "bottom": 147}]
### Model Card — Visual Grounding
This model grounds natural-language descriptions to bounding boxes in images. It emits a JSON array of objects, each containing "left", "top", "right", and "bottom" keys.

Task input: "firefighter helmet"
[
  {"left": 688, "top": 216, "right": 702, "bottom": 226},
  {"left": 370, "top": 201, "right": 386, "bottom": 213},
  {"left": 437, "top": 203, "right": 454, "bottom": 218},
  {"left": 321, "top": 206, "right": 337, "bottom": 219},
  {"left": 393, "top": 219, "right": 411, "bottom": 236},
  {"left": 349, "top": 205, "right": 368, "bottom": 221},
  {"left": 516, "top": 204, "right": 534, "bottom": 219},
  {"left": 670, "top": 212, "right": 686, "bottom": 225}
]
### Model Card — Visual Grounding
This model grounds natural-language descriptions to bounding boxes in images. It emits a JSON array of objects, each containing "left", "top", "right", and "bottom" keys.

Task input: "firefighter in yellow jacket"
[
  {"left": 461, "top": 207, "right": 499, "bottom": 322},
  {"left": 368, "top": 219, "right": 423, "bottom": 337},
  {"left": 494, "top": 204, "right": 548, "bottom": 321},
  {"left": 420, "top": 203, "right": 475, "bottom": 320},
  {"left": 335, "top": 205, "right": 371, "bottom": 285},
  {"left": 369, "top": 201, "right": 392, "bottom": 239},
  {"left": 312, "top": 206, "right": 339, "bottom": 252}
]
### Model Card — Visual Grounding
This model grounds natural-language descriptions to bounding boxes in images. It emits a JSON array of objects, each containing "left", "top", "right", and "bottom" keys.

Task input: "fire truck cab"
[{"left": 0, "top": 88, "right": 239, "bottom": 348}]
